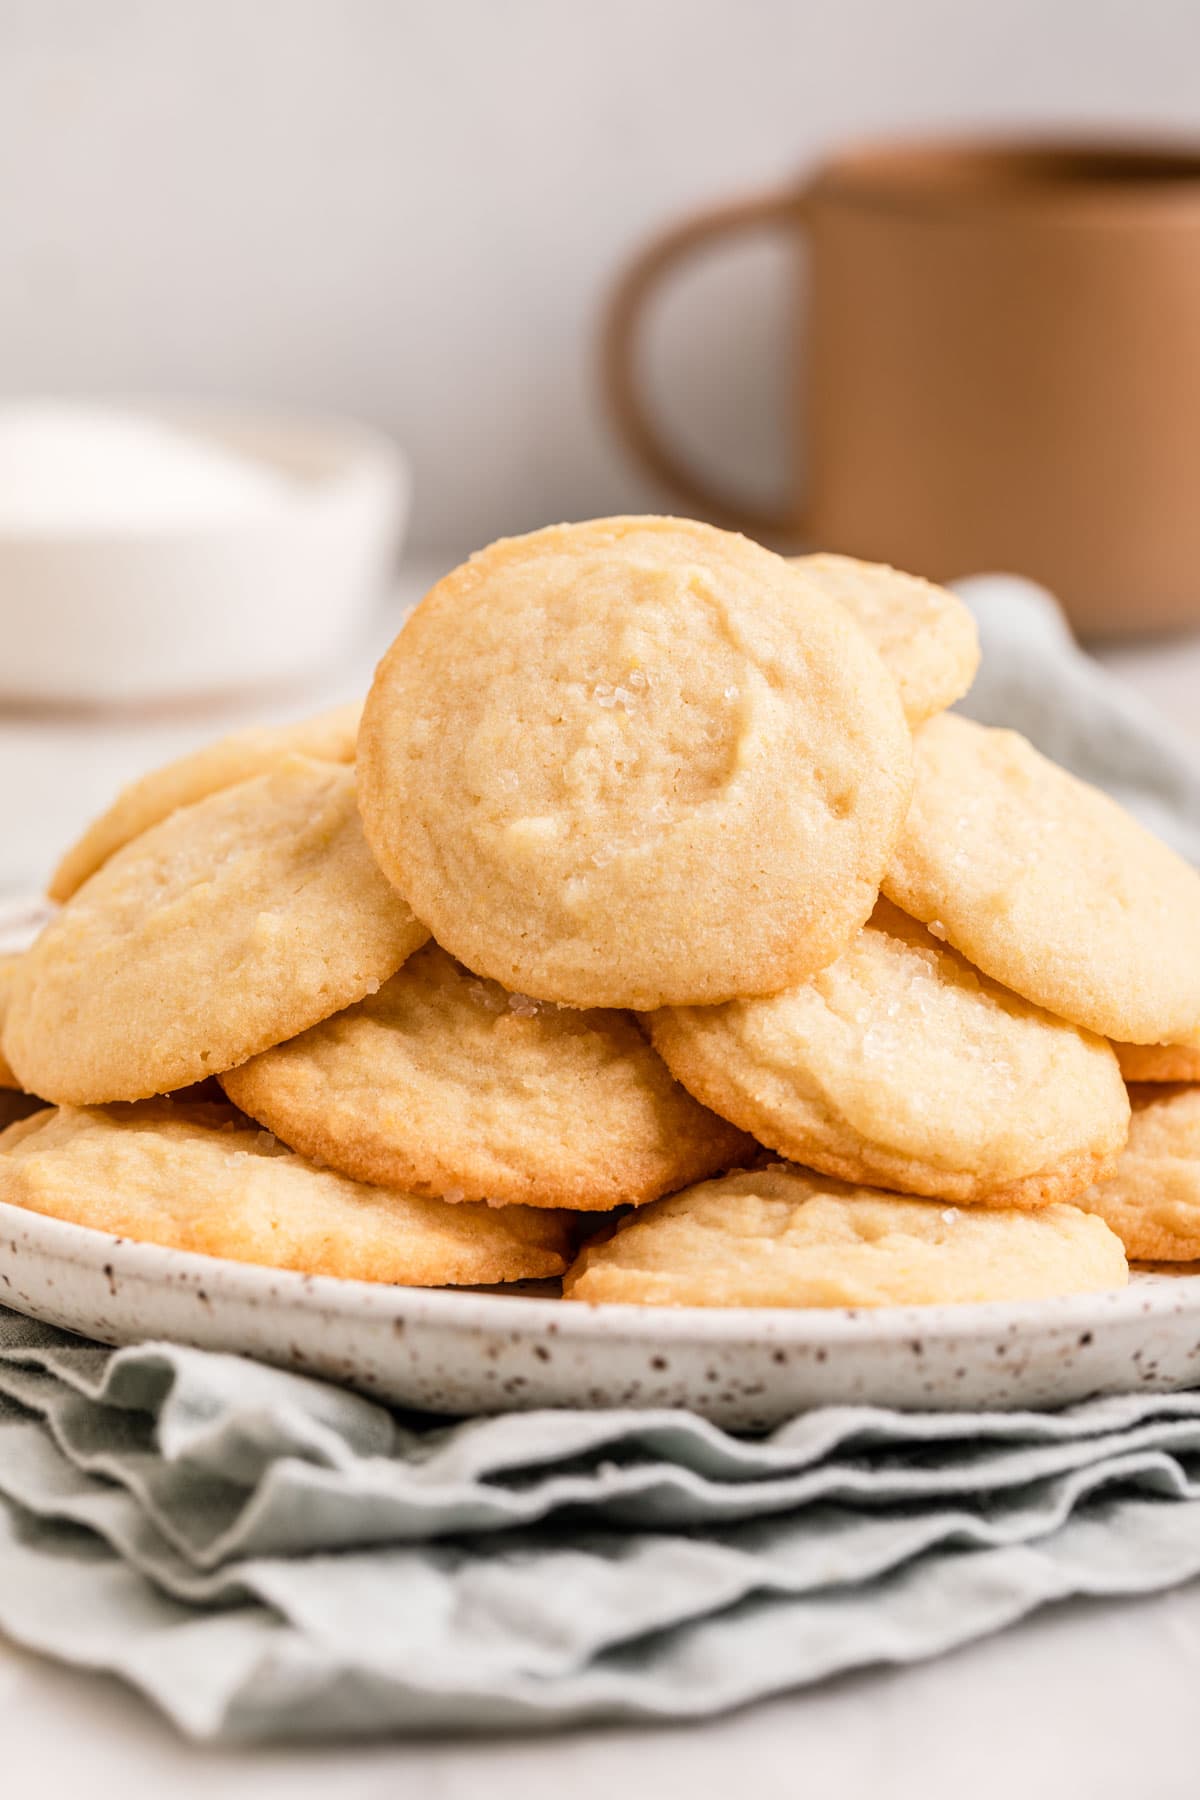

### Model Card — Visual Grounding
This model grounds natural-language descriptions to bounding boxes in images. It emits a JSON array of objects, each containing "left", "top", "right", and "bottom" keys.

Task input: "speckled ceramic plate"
[
  {"left": 4, "top": 898, "right": 1199, "bottom": 1425},
  {"left": 0, "top": 1204, "right": 1198, "bottom": 1425}
]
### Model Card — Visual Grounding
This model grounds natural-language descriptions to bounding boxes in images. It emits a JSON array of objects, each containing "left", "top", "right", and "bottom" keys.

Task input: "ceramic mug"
[{"left": 603, "top": 136, "right": 1200, "bottom": 635}]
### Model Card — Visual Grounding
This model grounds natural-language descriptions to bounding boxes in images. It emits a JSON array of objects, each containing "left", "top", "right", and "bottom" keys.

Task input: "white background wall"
[{"left": 1, "top": 0, "right": 1198, "bottom": 549}]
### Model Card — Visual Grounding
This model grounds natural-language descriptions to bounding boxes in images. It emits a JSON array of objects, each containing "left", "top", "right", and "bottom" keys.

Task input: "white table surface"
[{"left": 2, "top": 561, "right": 1199, "bottom": 1798}]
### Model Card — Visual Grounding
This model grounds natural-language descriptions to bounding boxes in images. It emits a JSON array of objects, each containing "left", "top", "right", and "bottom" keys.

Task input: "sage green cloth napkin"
[
  {"left": 7, "top": 1314, "right": 1200, "bottom": 1740},
  {"left": 1, "top": 576, "right": 1199, "bottom": 1740}
]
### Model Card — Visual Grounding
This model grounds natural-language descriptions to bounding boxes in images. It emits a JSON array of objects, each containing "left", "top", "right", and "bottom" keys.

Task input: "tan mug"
[{"left": 603, "top": 136, "right": 1200, "bottom": 635}]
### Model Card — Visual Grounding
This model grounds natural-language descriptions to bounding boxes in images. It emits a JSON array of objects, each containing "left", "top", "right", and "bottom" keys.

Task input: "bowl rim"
[{"left": 0, "top": 395, "right": 411, "bottom": 547}]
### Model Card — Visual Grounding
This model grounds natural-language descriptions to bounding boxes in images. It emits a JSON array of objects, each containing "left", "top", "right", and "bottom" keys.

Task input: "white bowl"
[{"left": 0, "top": 405, "right": 411, "bottom": 704}]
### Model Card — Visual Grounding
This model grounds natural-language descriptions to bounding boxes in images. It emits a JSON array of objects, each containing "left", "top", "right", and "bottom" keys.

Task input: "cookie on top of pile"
[{"left": 2, "top": 515, "right": 1199, "bottom": 1309}]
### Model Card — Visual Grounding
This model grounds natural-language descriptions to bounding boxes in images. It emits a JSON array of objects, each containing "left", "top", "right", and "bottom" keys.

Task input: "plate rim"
[{"left": 0, "top": 1195, "right": 1193, "bottom": 1352}]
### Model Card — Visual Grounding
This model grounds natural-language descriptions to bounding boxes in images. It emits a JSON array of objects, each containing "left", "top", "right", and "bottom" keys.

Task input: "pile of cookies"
[{"left": 2, "top": 515, "right": 1200, "bottom": 1311}]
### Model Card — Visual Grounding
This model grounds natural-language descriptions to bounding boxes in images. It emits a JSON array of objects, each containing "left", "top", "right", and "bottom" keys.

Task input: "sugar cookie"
[
  {"left": 1074, "top": 1084, "right": 1200, "bottom": 1260},
  {"left": 884, "top": 713, "right": 1200, "bottom": 1044},
  {"left": 222, "top": 942, "right": 753, "bottom": 1209},
  {"left": 0, "top": 1102, "right": 571, "bottom": 1284},
  {"left": 359, "top": 517, "right": 912, "bottom": 1008},
  {"left": 49, "top": 701, "right": 360, "bottom": 902},
  {"left": 0, "top": 957, "right": 19, "bottom": 1090},
  {"left": 792, "top": 553, "right": 979, "bottom": 724},
  {"left": 564, "top": 1165, "right": 1127, "bottom": 1307},
  {"left": 5, "top": 759, "right": 428, "bottom": 1104},
  {"left": 648, "top": 900, "right": 1128, "bottom": 1206}
]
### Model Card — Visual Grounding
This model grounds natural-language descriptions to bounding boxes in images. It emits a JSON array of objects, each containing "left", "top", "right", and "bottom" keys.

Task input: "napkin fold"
[{"left": 2, "top": 575, "right": 1200, "bottom": 1740}]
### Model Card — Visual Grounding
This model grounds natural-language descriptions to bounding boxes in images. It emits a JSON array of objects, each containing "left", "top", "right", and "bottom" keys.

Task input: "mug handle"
[{"left": 601, "top": 186, "right": 807, "bottom": 539}]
